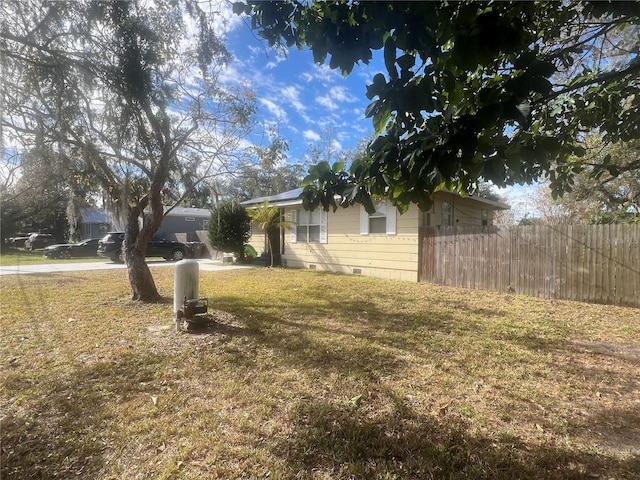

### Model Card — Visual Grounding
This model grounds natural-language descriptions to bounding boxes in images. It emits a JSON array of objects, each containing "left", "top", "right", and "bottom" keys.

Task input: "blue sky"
[
  {"left": 220, "top": 9, "right": 539, "bottom": 220},
  {"left": 224, "top": 19, "right": 378, "bottom": 162}
]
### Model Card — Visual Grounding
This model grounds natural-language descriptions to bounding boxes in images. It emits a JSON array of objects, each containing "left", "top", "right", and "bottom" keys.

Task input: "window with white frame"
[
  {"left": 290, "top": 208, "right": 327, "bottom": 243},
  {"left": 441, "top": 201, "right": 452, "bottom": 226},
  {"left": 360, "top": 199, "right": 396, "bottom": 235}
]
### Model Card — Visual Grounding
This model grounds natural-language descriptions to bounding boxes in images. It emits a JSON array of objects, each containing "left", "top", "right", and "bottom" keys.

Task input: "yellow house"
[{"left": 243, "top": 188, "right": 509, "bottom": 282}]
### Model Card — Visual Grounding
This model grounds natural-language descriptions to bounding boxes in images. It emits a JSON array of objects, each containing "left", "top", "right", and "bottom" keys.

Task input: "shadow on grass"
[
  {"left": 2, "top": 319, "right": 639, "bottom": 479},
  {"left": 275, "top": 392, "right": 640, "bottom": 479},
  {"left": 2, "top": 370, "right": 113, "bottom": 478},
  {"left": 209, "top": 294, "right": 428, "bottom": 378},
  {"left": 0, "top": 349, "right": 168, "bottom": 479}
]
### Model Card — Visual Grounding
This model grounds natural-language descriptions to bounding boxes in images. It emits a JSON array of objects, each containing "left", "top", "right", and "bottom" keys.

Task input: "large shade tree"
[
  {"left": 542, "top": 135, "right": 640, "bottom": 224},
  {"left": 222, "top": 133, "right": 306, "bottom": 201},
  {"left": 1, "top": 146, "right": 71, "bottom": 242},
  {"left": 1, "top": 143, "right": 106, "bottom": 244},
  {"left": 235, "top": 1, "right": 640, "bottom": 213},
  {"left": 1, "top": 0, "right": 254, "bottom": 301}
]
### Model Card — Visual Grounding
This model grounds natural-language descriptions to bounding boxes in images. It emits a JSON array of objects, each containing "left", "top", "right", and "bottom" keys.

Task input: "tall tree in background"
[
  {"left": 223, "top": 133, "right": 305, "bottom": 200},
  {"left": 0, "top": 146, "right": 80, "bottom": 242},
  {"left": 1, "top": 141, "right": 105, "bottom": 243},
  {"left": 2, "top": 0, "right": 254, "bottom": 301},
  {"left": 543, "top": 135, "right": 640, "bottom": 224},
  {"left": 236, "top": 1, "right": 640, "bottom": 214}
]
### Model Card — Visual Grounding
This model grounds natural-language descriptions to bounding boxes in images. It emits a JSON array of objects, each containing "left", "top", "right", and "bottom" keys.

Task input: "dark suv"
[
  {"left": 97, "top": 232, "right": 191, "bottom": 263},
  {"left": 25, "top": 233, "right": 56, "bottom": 250}
]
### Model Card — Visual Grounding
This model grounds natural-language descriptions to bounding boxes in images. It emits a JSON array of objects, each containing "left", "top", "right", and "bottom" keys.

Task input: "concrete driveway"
[{"left": 0, "top": 258, "right": 253, "bottom": 276}]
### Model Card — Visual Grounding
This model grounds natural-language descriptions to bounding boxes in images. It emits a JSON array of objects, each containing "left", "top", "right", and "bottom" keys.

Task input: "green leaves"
[
  {"left": 241, "top": 0, "right": 640, "bottom": 213},
  {"left": 208, "top": 200, "right": 251, "bottom": 258},
  {"left": 384, "top": 36, "right": 398, "bottom": 79},
  {"left": 302, "top": 160, "right": 355, "bottom": 212},
  {"left": 365, "top": 73, "right": 387, "bottom": 100}
]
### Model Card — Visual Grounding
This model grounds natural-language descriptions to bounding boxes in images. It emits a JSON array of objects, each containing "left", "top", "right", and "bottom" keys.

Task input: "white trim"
[
  {"left": 319, "top": 210, "right": 328, "bottom": 244},
  {"left": 386, "top": 203, "right": 397, "bottom": 235},
  {"left": 290, "top": 209, "right": 297, "bottom": 243},
  {"left": 360, "top": 206, "right": 369, "bottom": 235}
]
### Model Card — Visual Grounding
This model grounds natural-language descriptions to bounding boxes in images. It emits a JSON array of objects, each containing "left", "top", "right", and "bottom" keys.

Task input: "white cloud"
[
  {"left": 204, "top": 0, "right": 245, "bottom": 38},
  {"left": 316, "top": 94, "right": 338, "bottom": 111},
  {"left": 353, "top": 64, "right": 379, "bottom": 86},
  {"left": 265, "top": 49, "right": 288, "bottom": 69},
  {"left": 218, "top": 62, "right": 244, "bottom": 87},
  {"left": 281, "top": 85, "right": 306, "bottom": 115},
  {"left": 315, "top": 85, "right": 359, "bottom": 112},
  {"left": 331, "top": 85, "right": 357, "bottom": 103},
  {"left": 259, "top": 98, "right": 288, "bottom": 122},
  {"left": 300, "top": 63, "right": 342, "bottom": 85},
  {"left": 303, "top": 130, "right": 322, "bottom": 142}
]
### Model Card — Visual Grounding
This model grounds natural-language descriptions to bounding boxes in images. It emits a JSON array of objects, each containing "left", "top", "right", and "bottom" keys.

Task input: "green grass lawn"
[
  {"left": 0, "top": 248, "right": 110, "bottom": 266},
  {"left": 1, "top": 267, "right": 639, "bottom": 479},
  {"left": 0, "top": 248, "right": 171, "bottom": 266}
]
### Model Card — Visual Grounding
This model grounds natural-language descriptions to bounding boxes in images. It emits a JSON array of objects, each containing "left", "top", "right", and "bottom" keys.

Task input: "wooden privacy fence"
[{"left": 419, "top": 224, "right": 640, "bottom": 307}]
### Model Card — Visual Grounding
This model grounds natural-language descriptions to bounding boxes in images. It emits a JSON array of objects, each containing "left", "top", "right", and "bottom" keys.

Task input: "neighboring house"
[
  {"left": 157, "top": 207, "right": 210, "bottom": 241},
  {"left": 243, "top": 188, "right": 510, "bottom": 282},
  {"left": 79, "top": 207, "right": 111, "bottom": 239},
  {"left": 82, "top": 206, "right": 210, "bottom": 241}
]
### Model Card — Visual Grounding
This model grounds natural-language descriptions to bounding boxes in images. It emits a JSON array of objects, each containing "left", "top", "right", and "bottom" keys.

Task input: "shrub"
[{"left": 208, "top": 200, "right": 251, "bottom": 261}]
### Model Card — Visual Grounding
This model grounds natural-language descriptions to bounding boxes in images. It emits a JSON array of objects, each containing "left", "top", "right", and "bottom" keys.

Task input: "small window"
[
  {"left": 360, "top": 199, "right": 396, "bottom": 235},
  {"left": 293, "top": 209, "right": 327, "bottom": 243},
  {"left": 185, "top": 217, "right": 195, "bottom": 222},
  {"left": 441, "top": 202, "right": 452, "bottom": 226},
  {"left": 481, "top": 210, "right": 488, "bottom": 226},
  {"left": 369, "top": 201, "right": 387, "bottom": 234}
]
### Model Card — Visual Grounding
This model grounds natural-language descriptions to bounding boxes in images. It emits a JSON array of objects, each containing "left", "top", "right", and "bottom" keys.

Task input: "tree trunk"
[
  {"left": 127, "top": 248, "right": 161, "bottom": 302},
  {"left": 120, "top": 104, "right": 171, "bottom": 303},
  {"left": 267, "top": 237, "right": 274, "bottom": 267},
  {"left": 267, "top": 227, "right": 281, "bottom": 266},
  {"left": 124, "top": 203, "right": 161, "bottom": 302}
]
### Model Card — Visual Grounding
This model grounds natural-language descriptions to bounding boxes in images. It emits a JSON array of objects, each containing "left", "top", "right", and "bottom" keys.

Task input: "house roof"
[
  {"left": 242, "top": 187, "right": 510, "bottom": 211},
  {"left": 80, "top": 207, "right": 110, "bottom": 224},
  {"left": 241, "top": 188, "right": 304, "bottom": 207},
  {"left": 450, "top": 192, "right": 511, "bottom": 210},
  {"left": 163, "top": 206, "right": 210, "bottom": 217}
]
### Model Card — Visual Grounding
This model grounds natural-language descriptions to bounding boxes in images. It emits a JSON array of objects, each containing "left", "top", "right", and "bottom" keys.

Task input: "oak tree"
[
  {"left": 544, "top": 135, "right": 640, "bottom": 224},
  {"left": 2, "top": 0, "right": 254, "bottom": 301}
]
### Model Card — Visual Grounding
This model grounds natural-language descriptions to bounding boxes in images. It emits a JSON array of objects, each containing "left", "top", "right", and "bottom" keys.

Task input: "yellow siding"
[
  {"left": 246, "top": 194, "right": 501, "bottom": 282},
  {"left": 282, "top": 205, "right": 420, "bottom": 282},
  {"left": 424, "top": 191, "right": 493, "bottom": 227},
  {"left": 247, "top": 223, "right": 267, "bottom": 253}
]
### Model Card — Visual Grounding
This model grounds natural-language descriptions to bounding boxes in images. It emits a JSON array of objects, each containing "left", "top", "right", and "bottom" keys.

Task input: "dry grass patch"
[{"left": 1, "top": 267, "right": 639, "bottom": 479}]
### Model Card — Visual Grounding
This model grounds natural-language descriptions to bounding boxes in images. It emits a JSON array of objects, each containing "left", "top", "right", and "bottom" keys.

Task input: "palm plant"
[{"left": 248, "top": 200, "right": 290, "bottom": 266}]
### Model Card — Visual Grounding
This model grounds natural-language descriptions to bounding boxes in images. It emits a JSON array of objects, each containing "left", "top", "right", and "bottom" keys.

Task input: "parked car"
[
  {"left": 6, "top": 232, "right": 31, "bottom": 245},
  {"left": 97, "top": 232, "right": 191, "bottom": 263},
  {"left": 42, "top": 238, "right": 100, "bottom": 259},
  {"left": 24, "top": 233, "right": 56, "bottom": 250}
]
